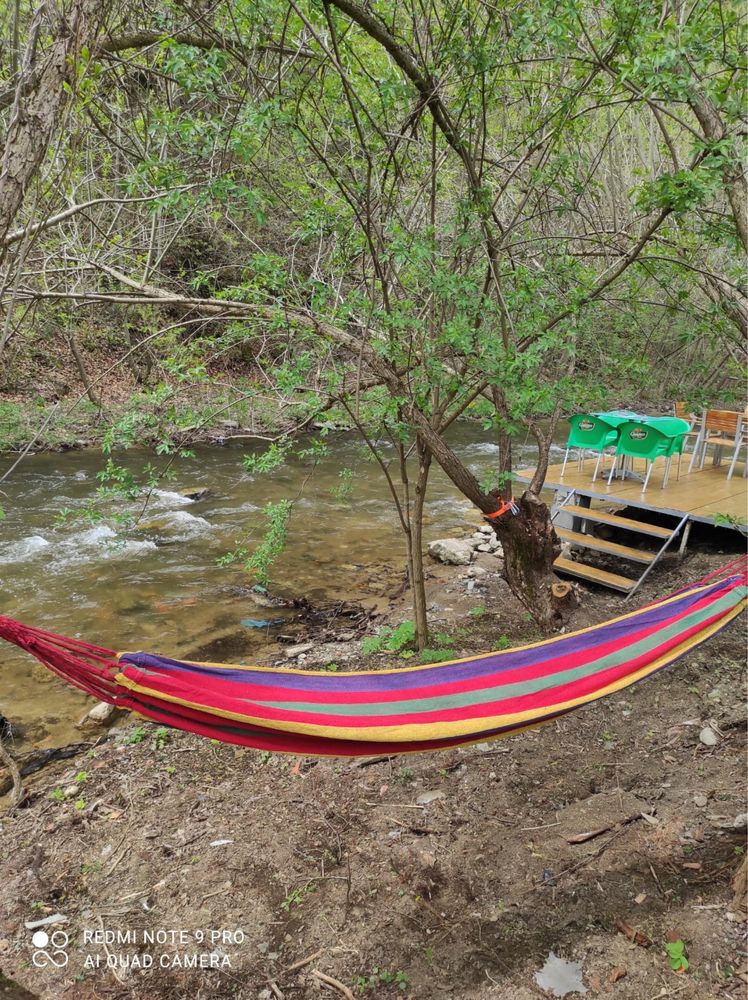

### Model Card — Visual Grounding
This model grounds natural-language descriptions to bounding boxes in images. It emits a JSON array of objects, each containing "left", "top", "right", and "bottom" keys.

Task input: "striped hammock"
[{"left": 0, "top": 560, "right": 745, "bottom": 757}]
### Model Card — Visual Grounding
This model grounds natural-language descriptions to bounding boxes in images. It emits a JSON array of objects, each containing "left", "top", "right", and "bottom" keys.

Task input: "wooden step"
[
  {"left": 555, "top": 527, "right": 655, "bottom": 564},
  {"left": 553, "top": 556, "right": 635, "bottom": 593},
  {"left": 563, "top": 504, "right": 672, "bottom": 539}
]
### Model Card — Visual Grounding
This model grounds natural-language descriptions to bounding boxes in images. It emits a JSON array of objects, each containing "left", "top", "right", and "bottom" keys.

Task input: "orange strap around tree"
[{"left": 485, "top": 497, "right": 519, "bottom": 520}]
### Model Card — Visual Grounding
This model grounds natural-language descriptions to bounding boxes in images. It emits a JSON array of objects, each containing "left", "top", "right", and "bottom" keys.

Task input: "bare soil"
[{"left": 0, "top": 547, "right": 746, "bottom": 1000}]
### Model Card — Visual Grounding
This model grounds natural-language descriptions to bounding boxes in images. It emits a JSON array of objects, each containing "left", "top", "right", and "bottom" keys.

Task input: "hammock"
[{"left": 0, "top": 559, "right": 745, "bottom": 757}]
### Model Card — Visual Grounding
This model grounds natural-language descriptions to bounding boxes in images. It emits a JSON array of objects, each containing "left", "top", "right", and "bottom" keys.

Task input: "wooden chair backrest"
[
  {"left": 674, "top": 401, "right": 696, "bottom": 423},
  {"left": 704, "top": 409, "right": 740, "bottom": 435}
]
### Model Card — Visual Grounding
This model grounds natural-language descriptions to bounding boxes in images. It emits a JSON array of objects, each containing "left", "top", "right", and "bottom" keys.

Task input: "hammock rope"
[{"left": 0, "top": 559, "right": 745, "bottom": 757}]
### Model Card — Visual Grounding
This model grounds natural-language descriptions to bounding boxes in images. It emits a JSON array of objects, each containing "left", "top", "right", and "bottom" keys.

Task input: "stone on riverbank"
[
  {"left": 77, "top": 701, "right": 119, "bottom": 729},
  {"left": 429, "top": 531, "right": 503, "bottom": 566},
  {"left": 284, "top": 643, "right": 315, "bottom": 659},
  {"left": 428, "top": 539, "right": 474, "bottom": 566}
]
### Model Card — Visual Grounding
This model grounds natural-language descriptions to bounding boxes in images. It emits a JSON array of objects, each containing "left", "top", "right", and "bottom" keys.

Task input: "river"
[{"left": 0, "top": 426, "right": 565, "bottom": 747}]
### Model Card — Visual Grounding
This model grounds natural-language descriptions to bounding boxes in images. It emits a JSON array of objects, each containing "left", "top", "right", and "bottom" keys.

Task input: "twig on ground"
[
  {"left": 311, "top": 969, "right": 354, "bottom": 999},
  {"left": 284, "top": 948, "right": 324, "bottom": 971}
]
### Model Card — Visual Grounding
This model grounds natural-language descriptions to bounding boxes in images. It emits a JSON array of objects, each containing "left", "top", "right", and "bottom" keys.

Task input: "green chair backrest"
[
  {"left": 566, "top": 414, "right": 619, "bottom": 451},
  {"left": 615, "top": 421, "right": 674, "bottom": 461},
  {"left": 643, "top": 417, "right": 690, "bottom": 457},
  {"left": 643, "top": 416, "right": 691, "bottom": 438}
]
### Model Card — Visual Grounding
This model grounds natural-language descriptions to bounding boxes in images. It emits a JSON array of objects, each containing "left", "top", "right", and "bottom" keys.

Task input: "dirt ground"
[{"left": 0, "top": 543, "right": 746, "bottom": 1000}]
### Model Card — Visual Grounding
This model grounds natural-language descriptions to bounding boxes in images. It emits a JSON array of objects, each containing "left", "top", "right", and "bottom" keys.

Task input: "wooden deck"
[{"left": 515, "top": 458, "right": 747, "bottom": 526}]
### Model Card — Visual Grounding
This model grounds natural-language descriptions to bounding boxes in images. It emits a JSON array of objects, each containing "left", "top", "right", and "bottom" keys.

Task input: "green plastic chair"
[
  {"left": 608, "top": 418, "right": 690, "bottom": 490},
  {"left": 561, "top": 414, "right": 620, "bottom": 480}
]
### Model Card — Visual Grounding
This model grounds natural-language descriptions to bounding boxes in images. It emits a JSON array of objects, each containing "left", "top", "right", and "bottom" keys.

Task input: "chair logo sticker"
[
  {"left": 579, "top": 419, "right": 595, "bottom": 431},
  {"left": 630, "top": 428, "right": 648, "bottom": 440},
  {"left": 31, "top": 929, "right": 69, "bottom": 968}
]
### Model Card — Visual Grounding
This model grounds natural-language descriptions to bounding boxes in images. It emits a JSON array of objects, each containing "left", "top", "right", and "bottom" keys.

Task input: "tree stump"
[{"left": 551, "top": 580, "right": 576, "bottom": 616}]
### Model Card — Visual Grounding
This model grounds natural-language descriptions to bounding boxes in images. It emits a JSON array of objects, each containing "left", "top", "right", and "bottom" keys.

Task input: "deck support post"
[
  {"left": 571, "top": 493, "right": 590, "bottom": 534},
  {"left": 678, "top": 519, "right": 692, "bottom": 556}
]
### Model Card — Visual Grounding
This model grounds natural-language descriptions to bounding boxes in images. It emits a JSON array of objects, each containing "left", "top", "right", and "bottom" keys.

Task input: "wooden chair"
[
  {"left": 674, "top": 401, "right": 703, "bottom": 460},
  {"left": 727, "top": 409, "right": 748, "bottom": 481},
  {"left": 690, "top": 409, "right": 743, "bottom": 471}
]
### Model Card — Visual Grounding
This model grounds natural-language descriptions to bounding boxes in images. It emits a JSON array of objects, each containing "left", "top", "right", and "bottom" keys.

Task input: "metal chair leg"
[
  {"left": 642, "top": 459, "right": 654, "bottom": 492},
  {"left": 661, "top": 456, "right": 672, "bottom": 489},
  {"left": 727, "top": 434, "right": 746, "bottom": 481},
  {"left": 561, "top": 447, "right": 570, "bottom": 477}
]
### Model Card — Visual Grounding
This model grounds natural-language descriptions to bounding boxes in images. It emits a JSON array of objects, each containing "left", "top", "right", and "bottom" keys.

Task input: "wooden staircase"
[{"left": 552, "top": 499, "right": 688, "bottom": 596}]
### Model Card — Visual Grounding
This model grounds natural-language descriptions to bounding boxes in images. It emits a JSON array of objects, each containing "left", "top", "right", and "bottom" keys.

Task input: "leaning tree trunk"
[
  {"left": 491, "top": 490, "right": 566, "bottom": 628},
  {"left": 407, "top": 415, "right": 572, "bottom": 628}
]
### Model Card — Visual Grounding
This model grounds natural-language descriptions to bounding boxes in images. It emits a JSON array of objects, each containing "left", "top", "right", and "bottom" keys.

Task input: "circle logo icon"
[{"left": 31, "top": 929, "right": 69, "bottom": 968}]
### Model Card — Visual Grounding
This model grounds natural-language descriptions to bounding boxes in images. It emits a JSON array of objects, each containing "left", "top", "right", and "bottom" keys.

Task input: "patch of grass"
[
  {"left": 363, "top": 621, "right": 416, "bottom": 655},
  {"left": 417, "top": 647, "right": 457, "bottom": 664},
  {"left": 354, "top": 967, "right": 410, "bottom": 992},
  {"left": 281, "top": 882, "right": 317, "bottom": 911},
  {"left": 153, "top": 727, "right": 170, "bottom": 750}
]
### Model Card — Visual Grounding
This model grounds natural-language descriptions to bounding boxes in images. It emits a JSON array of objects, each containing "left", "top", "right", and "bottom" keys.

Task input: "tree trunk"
[
  {"left": 0, "top": 0, "right": 106, "bottom": 251},
  {"left": 66, "top": 331, "right": 100, "bottom": 407},
  {"left": 398, "top": 435, "right": 432, "bottom": 651},
  {"left": 491, "top": 490, "right": 566, "bottom": 628},
  {"left": 687, "top": 88, "right": 748, "bottom": 255},
  {"left": 408, "top": 442, "right": 432, "bottom": 651}
]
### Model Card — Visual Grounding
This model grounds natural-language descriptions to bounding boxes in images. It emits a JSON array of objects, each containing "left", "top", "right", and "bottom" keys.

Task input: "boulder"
[
  {"left": 88, "top": 701, "right": 117, "bottom": 723},
  {"left": 428, "top": 539, "right": 473, "bottom": 566},
  {"left": 77, "top": 701, "right": 119, "bottom": 729}
]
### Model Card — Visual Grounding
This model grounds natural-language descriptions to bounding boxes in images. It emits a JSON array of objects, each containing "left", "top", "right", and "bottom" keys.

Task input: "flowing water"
[{"left": 0, "top": 427, "right": 566, "bottom": 747}]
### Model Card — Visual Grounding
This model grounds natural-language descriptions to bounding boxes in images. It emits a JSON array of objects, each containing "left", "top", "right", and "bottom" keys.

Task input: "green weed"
[{"left": 665, "top": 939, "right": 689, "bottom": 973}]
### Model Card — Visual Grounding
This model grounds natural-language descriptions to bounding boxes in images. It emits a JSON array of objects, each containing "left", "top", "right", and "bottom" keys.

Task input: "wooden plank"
[
  {"left": 553, "top": 557, "right": 635, "bottom": 592},
  {"left": 562, "top": 505, "right": 672, "bottom": 539},
  {"left": 555, "top": 527, "right": 655, "bottom": 564}
]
